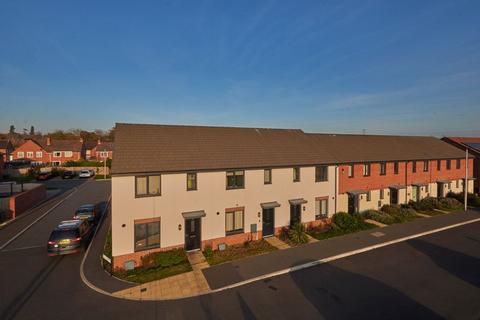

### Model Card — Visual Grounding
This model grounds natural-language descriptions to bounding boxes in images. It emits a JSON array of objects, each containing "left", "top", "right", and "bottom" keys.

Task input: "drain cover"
[{"left": 370, "top": 231, "right": 385, "bottom": 237}]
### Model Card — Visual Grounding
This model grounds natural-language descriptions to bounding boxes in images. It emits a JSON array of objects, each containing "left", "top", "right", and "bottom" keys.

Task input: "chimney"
[
  {"left": 97, "top": 139, "right": 101, "bottom": 145},
  {"left": 46, "top": 137, "right": 51, "bottom": 146}
]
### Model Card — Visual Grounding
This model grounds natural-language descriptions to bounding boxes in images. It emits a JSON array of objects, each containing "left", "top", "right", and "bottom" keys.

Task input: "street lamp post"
[
  {"left": 103, "top": 153, "right": 107, "bottom": 180},
  {"left": 465, "top": 148, "right": 468, "bottom": 212}
]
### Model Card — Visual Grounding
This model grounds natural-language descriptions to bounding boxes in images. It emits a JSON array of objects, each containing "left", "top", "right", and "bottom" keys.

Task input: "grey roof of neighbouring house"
[
  {"left": 111, "top": 123, "right": 337, "bottom": 174},
  {"left": 306, "top": 133, "right": 467, "bottom": 163}
]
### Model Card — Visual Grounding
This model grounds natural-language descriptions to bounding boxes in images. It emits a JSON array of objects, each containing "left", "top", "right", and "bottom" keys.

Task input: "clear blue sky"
[{"left": 1, "top": 0, "right": 479, "bottom": 136}]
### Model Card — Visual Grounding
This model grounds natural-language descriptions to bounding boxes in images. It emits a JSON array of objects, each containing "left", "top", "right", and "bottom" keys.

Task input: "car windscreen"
[
  {"left": 49, "top": 229, "right": 80, "bottom": 240},
  {"left": 76, "top": 207, "right": 94, "bottom": 214}
]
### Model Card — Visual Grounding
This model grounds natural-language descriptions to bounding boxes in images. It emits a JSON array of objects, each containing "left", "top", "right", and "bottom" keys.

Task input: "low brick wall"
[{"left": 9, "top": 184, "right": 46, "bottom": 219}]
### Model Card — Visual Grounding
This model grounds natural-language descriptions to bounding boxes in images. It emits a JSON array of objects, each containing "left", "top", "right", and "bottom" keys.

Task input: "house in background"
[
  {"left": 0, "top": 153, "right": 4, "bottom": 177},
  {"left": 12, "top": 137, "right": 84, "bottom": 166},
  {"left": 307, "top": 134, "right": 474, "bottom": 214},
  {"left": 0, "top": 140, "right": 14, "bottom": 162},
  {"left": 111, "top": 123, "right": 337, "bottom": 270},
  {"left": 92, "top": 140, "right": 114, "bottom": 160},
  {"left": 84, "top": 140, "right": 98, "bottom": 160},
  {"left": 442, "top": 137, "right": 480, "bottom": 193}
]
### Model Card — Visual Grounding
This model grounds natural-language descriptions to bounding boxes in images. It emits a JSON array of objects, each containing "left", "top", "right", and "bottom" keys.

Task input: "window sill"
[
  {"left": 225, "top": 230, "right": 244, "bottom": 236},
  {"left": 134, "top": 244, "right": 161, "bottom": 252},
  {"left": 315, "top": 215, "right": 329, "bottom": 220},
  {"left": 226, "top": 187, "right": 245, "bottom": 190},
  {"left": 135, "top": 194, "right": 161, "bottom": 198}
]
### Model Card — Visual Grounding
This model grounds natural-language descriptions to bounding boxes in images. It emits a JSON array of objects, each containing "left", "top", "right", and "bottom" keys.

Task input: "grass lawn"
[
  {"left": 308, "top": 221, "right": 376, "bottom": 240},
  {"left": 204, "top": 239, "right": 277, "bottom": 266}
]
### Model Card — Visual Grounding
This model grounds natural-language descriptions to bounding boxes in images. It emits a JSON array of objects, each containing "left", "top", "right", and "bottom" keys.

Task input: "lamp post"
[
  {"left": 465, "top": 148, "right": 468, "bottom": 212},
  {"left": 103, "top": 152, "right": 107, "bottom": 180}
]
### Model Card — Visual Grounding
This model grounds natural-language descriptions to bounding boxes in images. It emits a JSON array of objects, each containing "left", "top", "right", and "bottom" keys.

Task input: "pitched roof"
[
  {"left": 0, "top": 140, "right": 12, "bottom": 149},
  {"left": 306, "top": 133, "right": 467, "bottom": 163},
  {"left": 84, "top": 140, "right": 98, "bottom": 150},
  {"left": 442, "top": 136, "right": 480, "bottom": 153},
  {"left": 112, "top": 123, "right": 337, "bottom": 174},
  {"left": 27, "top": 138, "right": 83, "bottom": 152},
  {"left": 95, "top": 141, "right": 114, "bottom": 152}
]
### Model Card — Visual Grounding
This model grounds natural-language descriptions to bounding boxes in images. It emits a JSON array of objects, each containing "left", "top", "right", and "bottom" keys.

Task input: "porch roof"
[
  {"left": 346, "top": 189, "right": 368, "bottom": 196},
  {"left": 260, "top": 201, "right": 281, "bottom": 209},
  {"left": 289, "top": 198, "right": 308, "bottom": 205},
  {"left": 389, "top": 185, "right": 406, "bottom": 190},
  {"left": 181, "top": 210, "right": 206, "bottom": 219}
]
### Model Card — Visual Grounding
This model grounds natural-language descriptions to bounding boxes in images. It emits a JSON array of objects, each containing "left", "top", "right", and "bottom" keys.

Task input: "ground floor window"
[
  {"left": 315, "top": 198, "right": 328, "bottom": 220},
  {"left": 225, "top": 209, "right": 244, "bottom": 235},
  {"left": 366, "top": 191, "right": 371, "bottom": 201},
  {"left": 52, "top": 161, "right": 61, "bottom": 166},
  {"left": 134, "top": 219, "right": 160, "bottom": 251},
  {"left": 380, "top": 189, "right": 384, "bottom": 200}
]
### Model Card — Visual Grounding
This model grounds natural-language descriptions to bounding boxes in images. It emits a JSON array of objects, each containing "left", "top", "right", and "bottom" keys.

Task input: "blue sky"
[{"left": 1, "top": 0, "right": 479, "bottom": 136}]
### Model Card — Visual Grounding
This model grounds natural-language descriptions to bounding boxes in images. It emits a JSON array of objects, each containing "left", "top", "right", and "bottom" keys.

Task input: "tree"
[
  {"left": 30, "top": 126, "right": 35, "bottom": 135},
  {"left": 9, "top": 125, "right": 15, "bottom": 134}
]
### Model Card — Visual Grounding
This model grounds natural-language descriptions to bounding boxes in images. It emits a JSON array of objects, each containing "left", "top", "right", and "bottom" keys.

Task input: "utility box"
[{"left": 250, "top": 223, "right": 257, "bottom": 233}]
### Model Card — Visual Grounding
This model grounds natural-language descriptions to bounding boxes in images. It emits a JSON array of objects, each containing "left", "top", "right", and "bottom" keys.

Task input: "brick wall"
[
  {"left": 339, "top": 158, "right": 474, "bottom": 194},
  {"left": 9, "top": 184, "right": 46, "bottom": 219},
  {"left": 12, "top": 140, "right": 50, "bottom": 163}
]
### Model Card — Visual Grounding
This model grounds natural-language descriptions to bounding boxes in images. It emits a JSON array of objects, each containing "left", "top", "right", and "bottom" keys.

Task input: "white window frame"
[
  {"left": 315, "top": 198, "right": 328, "bottom": 220},
  {"left": 26, "top": 151, "right": 33, "bottom": 158},
  {"left": 64, "top": 151, "right": 73, "bottom": 157},
  {"left": 225, "top": 209, "right": 244, "bottom": 235},
  {"left": 99, "top": 151, "right": 109, "bottom": 158},
  {"left": 36, "top": 151, "right": 42, "bottom": 158},
  {"left": 17, "top": 151, "right": 24, "bottom": 158},
  {"left": 53, "top": 151, "right": 61, "bottom": 157}
]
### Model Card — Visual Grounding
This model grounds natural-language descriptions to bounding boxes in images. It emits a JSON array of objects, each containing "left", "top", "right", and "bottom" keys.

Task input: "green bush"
[
  {"left": 409, "top": 197, "right": 439, "bottom": 211},
  {"left": 140, "top": 248, "right": 188, "bottom": 269},
  {"left": 332, "top": 211, "right": 361, "bottom": 230},
  {"left": 437, "top": 197, "right": 462, "bottom": 210},
  {"left": 361, "top": 209, "right": 398, "bottom": 225},
  {"left": 63, "top": 160, "right": 103, "bottom": 167},
  {"left": 447, "top": 191, "right": 480, "bottom": 207},
  {"left": 203, "top": 245, "right": 213, "bottom": 258},
  {"left": 288, "top": 223, "right": 309, "bottom": 244},
  {"left": 380, "top": 204, "right": 402, "bottom": 215}
]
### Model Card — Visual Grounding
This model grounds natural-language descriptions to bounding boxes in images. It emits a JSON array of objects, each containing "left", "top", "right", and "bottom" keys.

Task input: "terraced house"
[
  {"left": 111, "top": 123, "right": 474, "bottom": 270},
  {"left": 307, "top": 134, "right": 474, "bottom": 214},
  {"left": 111, "top": 123, "right": 338, "bottom": 269}
]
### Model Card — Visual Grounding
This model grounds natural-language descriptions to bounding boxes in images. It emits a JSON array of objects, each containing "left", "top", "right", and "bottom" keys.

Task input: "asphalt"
[
  {"left": 0, "top": 181, "right": 479, "bottom": 319},
  {"left": 203, "top": 209, "right": 480, "bottom": 289}
]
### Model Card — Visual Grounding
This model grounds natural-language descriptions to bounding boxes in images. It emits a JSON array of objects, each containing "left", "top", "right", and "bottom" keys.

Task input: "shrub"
[
  {"left": 381, "top": 204, "right": 402, "bottom": 215},
  {"left": 203, "top": 245, "right": 213, "bottom": 258},
  {"left": 437, "top": 197, "right": 462, "bottom": 210},
  {"left": 411, "top": 197, "right": 439, "bottom": 211},
  {"left": 447, "top": 192, "right": 480, "bottom": 207},
  {"left": 361, "top": 209, "right": 398, "bottom": 225},
  {"left": 288, "top": 223, "right": 309, "bottom": 244},
  {"left": 332, "top": 211, "right": 360, "bottom": 230}
]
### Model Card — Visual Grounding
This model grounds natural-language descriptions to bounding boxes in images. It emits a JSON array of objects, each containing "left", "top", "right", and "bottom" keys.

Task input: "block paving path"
[{"left": 264, "top": 235, "right": 291, "bottom": 249}]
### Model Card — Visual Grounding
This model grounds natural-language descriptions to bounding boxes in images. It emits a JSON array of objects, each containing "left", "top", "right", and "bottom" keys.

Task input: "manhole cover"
[{"left": 370, "top": 232, "right": 385, "bottom": 237}]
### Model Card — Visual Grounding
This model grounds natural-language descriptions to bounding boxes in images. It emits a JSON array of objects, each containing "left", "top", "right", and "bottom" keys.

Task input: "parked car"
[
  {"left": 36, "top": 172, "right": 52, "bottom": 181},
  {"left": 78, "top": 169, "right": 94, "bottom": 178},
  {"left": 73, "top": 204, "right": 100, "bottom": 224},
  {"left": 62, "top": 170, "right": 76, "bottom": 179},
  {"left": 47, "top": 220, "right": 93, "bottom": 256}
]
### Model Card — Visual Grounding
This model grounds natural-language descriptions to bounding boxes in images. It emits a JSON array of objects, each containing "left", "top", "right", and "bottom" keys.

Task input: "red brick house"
[
  {"left": 0, "top": 153, "right": 4, "bottom": 177},
  {"left": 0, "top": 140, "right": 14, "bottom": 162},
  {"left": 12, "top": 137, "right": 84, "bottom": 166},
  {"left": 442, "top": 137, "right": 480, "bottom": 193},
  {"left": 307, "top": 134, "right": 474, "bottom": 213},
  {"left": 91, "top": 140, "right": 114, "bottom": 160}
]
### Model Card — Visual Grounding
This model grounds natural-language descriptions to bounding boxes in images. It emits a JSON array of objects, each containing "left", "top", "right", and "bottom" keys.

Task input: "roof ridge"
[{"left": 115, "top": 122, "right": 303, "bottom": 132}]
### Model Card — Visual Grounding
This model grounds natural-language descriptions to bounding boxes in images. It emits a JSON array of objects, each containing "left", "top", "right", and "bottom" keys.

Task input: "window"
[
  {"left": 412, "top": 161, "right": 417, "bottom": 173},
  {"left": 53, "top": 151, "right": 61, "bottom": 157},
  {"left": 293, "top": 167, "right": 300, "bottom": 182},
  {"left": 394, "top": 162, "right": 399, "bottom": 174},
  {"left": 315, "top": 198, "right": 328, "bottom": 220},
  {"left": 367, "top": 191, "right": 371, "bottom": 201},
  {"left": 225, "top": 209, "right": 244, "bottom": 235},
  {"left": 456, "top": 159, "right": 461, "bottom": 169},
  {"left": 446, "top": 159, "right": 451, "bottom": 170},
  {"left": 135, "top": 175, "right": 161, "bottom": 197},
  {"left": 363, "top": 164, "right": 370, "bottom": 177},
  {"left": 64, "top": 151, "right": 73, "bottom": 157},
  {"left": 379, "top": 162, "right": 386, "bottom": 176},
  {"left": 437, "top": 160, "right": 441, "bottom": 171},
  {"left": 456, "top": 180, "right": 459, "bottom": 188},
  {"left": 134, "top": 219, "right": 160, "bottom": 251},
  {"left": 226, "top": 170, "right": 245, "bottom": 189},
  {"left": 52, "top": 161, "right": 61, "bottom": 166},
  {"left": 17, "top": 152, "right": 24, "bottom": 158},
  {"left": 425, "top": 184, "right": 429, "bottom": 193},
  {"left": 99, "top": 151, "right": 108, "bottom": 158},
  {"left": 187, "top": 172, "right": 197, "bottom": 191},
  {"left": 380, "top": 189, "right": 384, "bottom": 200},
  {"left": 264, "top": 169, "right": 272, "bottom": 184},
  {"left": 315, "top": 166, "right": 328, "bottom": 182},
  {"left": 26, "top": 152, "right": 33, "bottom": 158},
  {"left": 36, "top": 151, "right": 42, "bottom": 158},
  {"left": 423, "top": 160, "right": 429, "bottom": 172},
  {"left": 348, "top": 164, "right": 354, "bottom": 178}
]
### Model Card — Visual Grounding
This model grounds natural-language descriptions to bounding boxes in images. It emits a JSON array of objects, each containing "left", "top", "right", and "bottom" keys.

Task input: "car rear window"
[
  {"left": 49, "top": 229, "right": 80, "bottom": 240},
  {"left": 76, "top": 208, "right": 93, "bottom": 214}
]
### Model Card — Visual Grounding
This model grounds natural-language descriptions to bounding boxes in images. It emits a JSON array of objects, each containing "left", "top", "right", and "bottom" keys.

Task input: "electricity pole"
[{"left": 464, "top": 148, "right": 468, "bottom": 212}]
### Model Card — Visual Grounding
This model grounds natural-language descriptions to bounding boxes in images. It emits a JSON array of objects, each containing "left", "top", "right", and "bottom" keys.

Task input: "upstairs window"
[
  {"left": 53, "top": 151, "right": 61, "bottom": 157},
  {"left": 379, "top": 162, "right": 386, "bottom": 176},
  {"left": 36, "top": 151, "right": 42, "bottom": 158},
  {"left": 363, "top": 164, "right": 371, "bottom": 177},
  {"left": 412, "top": 161, "right": 417, "bottom": 173},
  {"left": 446, "top": 159, "right": 451, "bottom": 170},
  {"left": 64, "top": 151, "right": 73, "bottom": 157},
  {"left": 17, "top": 151, "right": 24, "bottom": 158},
  {"left": 456, "top": 159, "right": 461, "bottom": 169},
  {"left": 264, "top": 169, "right": 272, "bottom": 184},
  {"left": 293, "top": 167, "right": 300, "bottom": 182},
  {"left": 187, "top": 172, "right": 197, "bottom": 191},
  {"left": 226, "top": 170, "right": 244, "bottom": 189},
  {"left": 347, "top": 164, "right": 354, "bottom": 178},
  {"left": 315, "top": 166, "right": 328, "bottom": 182},
  {"left": 423, "top": 160, "right": 429, "bottom": 172},
  {"left": 26, "top": 152, "right": 33, "bottom": 158},
  {"left": 394, "top": 162, "right": 399, "bottom": 175},
  {"left": 135, "top": 175, "right": 161, "bottom": 197},
  {"left": 437, "top": 160, "right": 441, "bottom": 171}
]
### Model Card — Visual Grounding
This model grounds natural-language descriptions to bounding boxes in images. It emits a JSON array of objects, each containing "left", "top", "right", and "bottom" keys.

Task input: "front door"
[
  {"left": 348, "top": 195, "right": 356, "bottom": 214},
  {"left": 412, "top": 186, "right": 418, "bottom": 202},
  {"left": 262, "top": 208, "right": 275, "bottom": 237},
  {"left": 390, "top": 189, "right": 398, "bottom": 205},
  {"left": 290, "top": 204, "right": 301, "bottom": 226},
  {"left": 437, "top": 183, "right": 444, "bottom": 197},
  {"left": 185, "top": 218, "right": 201, "bottom": 251}
]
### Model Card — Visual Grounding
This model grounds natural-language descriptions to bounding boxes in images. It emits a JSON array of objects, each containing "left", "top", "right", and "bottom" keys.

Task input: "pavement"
[{"left": 0, "top": 180, "right": 479, "bottom": 319}]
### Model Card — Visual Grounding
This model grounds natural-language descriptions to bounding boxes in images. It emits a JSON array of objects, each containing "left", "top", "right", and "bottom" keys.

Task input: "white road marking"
[
  {"left": 79, "top": 214, "right": 480, "bottom": 301},
  {"left": 0, "top": 180, "right": 92, "bottom": 251}
]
